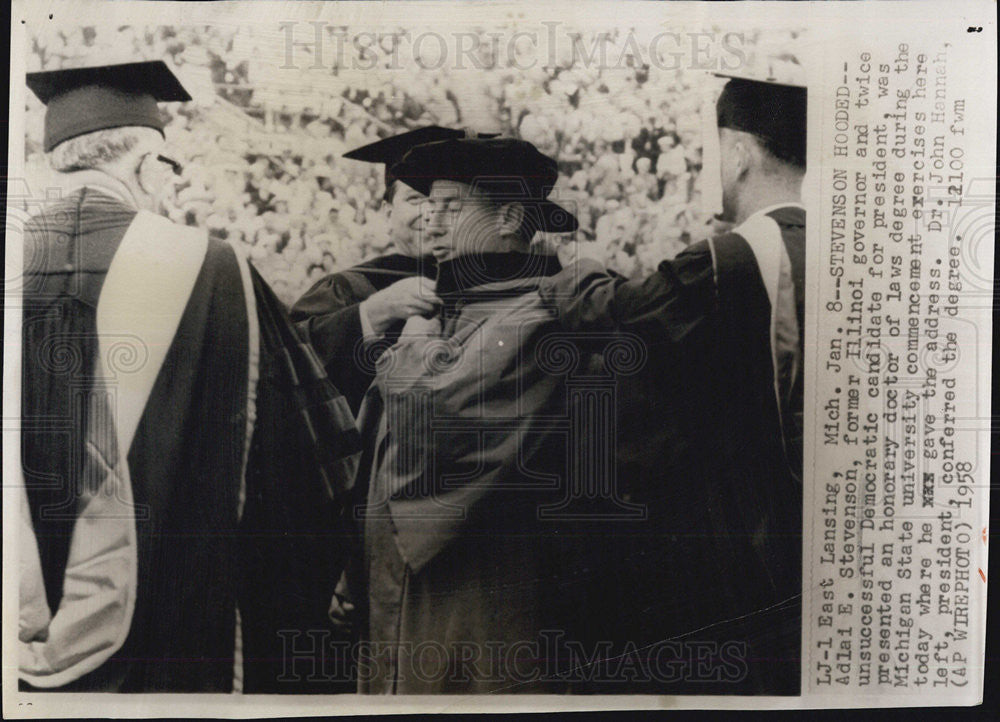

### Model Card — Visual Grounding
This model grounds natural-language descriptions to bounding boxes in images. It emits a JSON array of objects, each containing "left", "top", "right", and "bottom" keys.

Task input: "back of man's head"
[
  {"left": 48, "top": 126, "right": 163, "bottom": 175},
  {"left": 716, "top": 77, "right": 806, "bottom": 171},
  {"left": 715, "top": 76, "right": 806, "bottom": 222},
  {"left": 27, "top": 61, "right": 191, "bottom": 210}
]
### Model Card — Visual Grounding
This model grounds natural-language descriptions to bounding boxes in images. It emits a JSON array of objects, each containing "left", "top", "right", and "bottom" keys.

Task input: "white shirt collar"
[{"left": 745, "top": 201, "right": 806, "bottom": 222}]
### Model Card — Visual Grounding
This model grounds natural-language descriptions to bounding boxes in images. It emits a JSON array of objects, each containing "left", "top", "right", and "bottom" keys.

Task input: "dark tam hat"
[
  {"left": 27, "top": 60, "right": 192, "bottom": 152},
  {"left": 390, "top": 137, "right": 579, "bottom": 233},
  {"left": 715, "top": 73, "right": 806, "bottom": 168},
  {"left": 344, "top": 126, "right": 499, "bottom": 198}
]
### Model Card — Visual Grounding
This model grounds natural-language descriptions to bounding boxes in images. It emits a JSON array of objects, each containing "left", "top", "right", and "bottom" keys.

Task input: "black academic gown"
[
  {"left": 20, "top": 188, "right": 250, "bottom": 691},
  {"left": 538, "top": 205, "right": 805, "bottom": 695},
  {"left": 20, "top": 187, "right": 359, "bottom": 693},
  {"left": 290, "top": 254, "right": 436, "bottom": 413}
]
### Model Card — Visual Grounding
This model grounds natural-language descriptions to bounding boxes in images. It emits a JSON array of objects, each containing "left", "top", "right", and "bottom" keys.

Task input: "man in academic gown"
[
  {"left": 290, "top": 127, "right": 495, "bottom": 414},
  {"left": 18, "top": 61, "right": 358, "bottom": 693},
  {"left": 347, "top": 138, "right": 593, "bottom": 693},
  {"left": 536, "top": 74, "right": 807, "bottom": 694}
]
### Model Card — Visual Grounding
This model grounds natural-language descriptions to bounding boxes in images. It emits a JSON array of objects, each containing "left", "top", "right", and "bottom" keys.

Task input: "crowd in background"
[{"left": 23, "top": 23, "right": 803, "bottom": 305}]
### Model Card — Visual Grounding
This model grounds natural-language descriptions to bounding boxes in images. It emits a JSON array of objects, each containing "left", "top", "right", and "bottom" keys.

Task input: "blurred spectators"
[{"left": 22, "top": 23, "right": 803, "bottom": 305}]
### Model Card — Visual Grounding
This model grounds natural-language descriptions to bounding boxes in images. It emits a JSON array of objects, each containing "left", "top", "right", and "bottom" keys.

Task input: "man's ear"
[
  {"left": 497, "top": 201, "right": 526, "bottom": 237},
  {"left": 135, "top": 152, "right": 158, "bottom": 195},
  {"left": 732, "top": 136, "right": 754, "bottom": 181}
]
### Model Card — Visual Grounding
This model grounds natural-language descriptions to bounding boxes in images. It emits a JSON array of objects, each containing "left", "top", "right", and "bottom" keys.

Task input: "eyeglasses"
[{"left": 156, "top": 154, "right": 184, "bottom": 176}]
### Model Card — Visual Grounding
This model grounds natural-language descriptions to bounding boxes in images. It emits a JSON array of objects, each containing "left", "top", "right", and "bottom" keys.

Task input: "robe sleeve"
[
  {"left": 290, "top": 271, "right": 368, "bottom": 320},
  {"left": 291, "top": 274, "right": 376, "bottom": 414},
  {"left": 537, "top": 241, "right": 718, "bottom": 349}
]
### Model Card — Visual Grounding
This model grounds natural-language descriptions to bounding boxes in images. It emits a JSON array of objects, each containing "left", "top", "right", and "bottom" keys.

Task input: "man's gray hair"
[{"left": 49, "top": 126, "right": 163, "bottom": 173}]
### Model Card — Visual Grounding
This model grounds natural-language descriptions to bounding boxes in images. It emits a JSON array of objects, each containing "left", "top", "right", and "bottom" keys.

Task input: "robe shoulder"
[
  {"left": 538, "top": 241, "right": 716, "bottom": 343},
  {"left": 289, "top": 272, "right": 364, "bottom": 321},
  {"left": 23, "top": 188, "right": 136, "bottom": 305}
]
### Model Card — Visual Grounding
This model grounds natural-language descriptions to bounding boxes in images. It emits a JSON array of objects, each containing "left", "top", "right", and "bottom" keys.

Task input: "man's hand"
[
  {"left": 399, "top": 313, "right": 441, "bottom": 338},
  {"left": 556, "top": 238, "right": 606, "bottom": 267},
  {"left": 328, "top": 591, "right": 356, "bottom": 635},
  {"left": 329, "top": 571, "right": 357, "bottom": 636},
  {"left": 360, "top": 276, "right": 441, "bottom": 337}
]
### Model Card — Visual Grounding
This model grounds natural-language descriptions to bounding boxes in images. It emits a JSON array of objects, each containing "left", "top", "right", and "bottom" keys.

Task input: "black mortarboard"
[
  {"left": 714, "top": 73, "right": 806, "bottom": 168},
  {"left": 391, "top": 137, "right": 579, "bottom": 233},
  {"left": 26, "top": 60, "right": 192, "bottom": 152},
  {"left": 344, "top": 126, "right": 498, "bottom": 197}
]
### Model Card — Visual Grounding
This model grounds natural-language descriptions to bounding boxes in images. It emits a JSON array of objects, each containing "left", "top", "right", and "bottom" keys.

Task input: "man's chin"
[
  {"left": 714, "top": 206, "right": 738, "bottom": 224},
  {"left": 394, "top": 241, "right": 421, "bottom": 257},
  {"left": 150, "top": 191, "right": 176, "bottom": 218}
]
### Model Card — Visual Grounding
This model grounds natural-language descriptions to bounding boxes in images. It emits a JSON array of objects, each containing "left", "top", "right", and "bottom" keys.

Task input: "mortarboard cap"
[
  {"left": 714, "top": 72, "right": 806, "bottom": 168},
  {"left": 26, "top": 60, "right": 192, "bottom": 152},
  {"left": 344, "top": 126, "right": 499, "bottom": 197},
  {"left": 391, "top": 137, "right": 579, "bottom": 233}
]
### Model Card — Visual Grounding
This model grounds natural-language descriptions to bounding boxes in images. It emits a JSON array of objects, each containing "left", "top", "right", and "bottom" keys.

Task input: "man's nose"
[{"left": 424, "top": 206, "right": 449, "bottom": 235}]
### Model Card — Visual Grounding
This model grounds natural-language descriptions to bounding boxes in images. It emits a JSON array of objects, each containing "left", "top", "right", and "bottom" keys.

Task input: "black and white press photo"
[{"left": 3, "top": 0, "right": 993, "bottom": 716}]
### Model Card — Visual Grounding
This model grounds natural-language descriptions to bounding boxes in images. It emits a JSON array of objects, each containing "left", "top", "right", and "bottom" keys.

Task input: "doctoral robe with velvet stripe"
[
  {"left": 237, "top": 264, "right": 362, "bottom": 695},
  {"left": 537, "top": 204, "right": 805, "bottom": 695}
]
